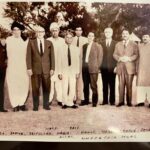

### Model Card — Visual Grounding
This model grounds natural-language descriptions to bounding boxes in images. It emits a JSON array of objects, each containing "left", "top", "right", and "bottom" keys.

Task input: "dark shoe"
[
  {"left": 33, "top": 108, "right": 38, "bottom": 111},
  {"left": 57, "top": 102, "right": 62, "bottom": 106},
  {"left": 110, "top": 102, "right": 115, "bottom": 105},
  {"left": 116, "top": 102, "right": 124, "bottom": 107},
  {"left": 71, "top": 105, "right": 78, "bottom": 109},
  {"left": 48, "top": 102, "right": 52, "bottom": 106},
  {"left": 0, "top": 109, "right": 8, "bottom": 112},
  {"left": 44, "top": 107, "right": 51, "bottom": 110},
  {"left": 92, "top": 103, "right": 97, "bottom": 107},
  {"left": 20, "top": 105, "right": 28, "bottom": 111},
  {"left": 79, "top": 100, "right": 89, "bottom": 106},
  {"left": 13, "top": 106, "right": 19, "bottom": 112},
  {"left": 73, "top": 101, "right": 76, "bottom": 104},
  {"left": 62, "top": 105, "right": 68, "bottom": 109},
  {"left": 127, "top": 103, "right": 132, "bottom": 107},
  {"left": 100, "top": 101, "right": 108, "bottom": 105},
  {"left": 135, "top": 103, "right": 144, "bottom": 107}
]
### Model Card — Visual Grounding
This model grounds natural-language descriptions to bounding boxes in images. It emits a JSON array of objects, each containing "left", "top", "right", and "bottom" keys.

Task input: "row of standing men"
[{"left": 0, "top": 21, "right": 149, "bottom": 112}]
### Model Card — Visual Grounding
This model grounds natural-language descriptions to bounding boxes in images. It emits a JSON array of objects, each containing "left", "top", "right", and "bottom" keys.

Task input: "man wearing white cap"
[{"left": 47, "top": 22, "right": 65, "bottom": 106}]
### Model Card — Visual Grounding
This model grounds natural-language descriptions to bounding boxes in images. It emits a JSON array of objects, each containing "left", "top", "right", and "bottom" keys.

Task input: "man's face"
[
  {"left": 122, "top": 30, "right": 130, "bottom": 41},
  {"left": 142, "top": 35, "right": 150, "bottom": 44},
  {"left": 88, "top": 32, "right": 95, "bottom": 43},
  {"left": 51, "top": 28, "right": 59, "bottom": 38},
  {"left": 65, "top": 34, "right": 73, "bottom": 45},
  {"left": 75, "top": 28, "right": 82, "bottom": 37},
  {"left": 104, "top": 29, "right": 113, "bottom": 39},
  {"left": 12, "top": 27, "right": 21, "bottom": 38},
  {"left": 36, "top": 29, "right": 45, "bottom": 39}
]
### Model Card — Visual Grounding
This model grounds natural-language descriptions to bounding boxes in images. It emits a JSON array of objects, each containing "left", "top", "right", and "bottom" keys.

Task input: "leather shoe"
[
  {"left": 58, "top": 102, "right": 62, "bottom": 106},
  {"left": 0, "top": 109, "right": 8, "bottom": 112},
  {"left": 127, "top": 103, "right": 132, "bottom": 107},
  {"left": 71, "top": 105, "right": 78, "bottom": 109},
  {"left": 80, "top": 100, "right": 89, "bottom": 106},
  {"left": 33, "top": 108, "right": 38, "bottom": 111},
  {"left": 92, "top": 104, "right": 97, "bottom": 107},
  {"left": 62, "top": 105, "right": 68, "bottom": 109},
  {"left": 135, "top": 103, "right": 144, "bottom": 107},
  {"left": 13, "top": 106, "right": 19, "bottom": 112},
  {"left": 116, "top": 102, "right": 124, "bottom": 107},
  {"left": 20, "top": 105, "right": 28, "bottom": 111},
  {"left": 44, "top": 107, "right": 51, "bottom": 110}
]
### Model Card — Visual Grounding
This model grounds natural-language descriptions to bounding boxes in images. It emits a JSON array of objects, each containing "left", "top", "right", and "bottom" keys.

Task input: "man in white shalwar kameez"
[
  {"left": 47, "top": 22, "right": 65, "bottom": 106},
  {"left": 136, "top": 34, "right": 150, "bottom": 108},
  {"left": 59, "top": 31, "right": 80, "bottom": 109}
]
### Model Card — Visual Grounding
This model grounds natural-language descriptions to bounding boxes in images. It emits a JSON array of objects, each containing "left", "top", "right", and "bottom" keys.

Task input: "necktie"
[
  {"left": 124, "top": 41, "right": 127, "bottom": 49},
  {"left": 40, "top": 40, "right": 43, "bottom": 56},
  {"left": 68, "top": 46, "right": 71, "bottom": 66},
  {"left": 106, "top": 41, "right": 109, "bottom": 48},
  {"left": 77, "top": 37, "right": 79, "bottom": 47}
]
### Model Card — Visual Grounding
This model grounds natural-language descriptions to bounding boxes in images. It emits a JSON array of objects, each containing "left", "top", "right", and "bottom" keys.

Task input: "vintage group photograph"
[{"left": 0, "top": 1, "right": 149, "bottom": 141}]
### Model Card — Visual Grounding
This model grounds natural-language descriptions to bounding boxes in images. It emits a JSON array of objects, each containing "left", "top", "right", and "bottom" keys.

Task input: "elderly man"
[
  {"left": 113, "top": 29, "right": 139, "bottom": 107},
  {"left": 80, "top": 32, "right": 103, "bottom": 107},
  {"left": 26, "top": 26, "right": 55, "bottom": 111},
  {"left": 136, "top": 33, "right": 150, "bottom": 108},
  {"left": 47, "top": 22, "right": 65, "bottom": 106},
  {"left": 100, "top": 27, "right": 117, "bottom": 105},
  {"left": 72, "top": 26, "right": 88, "bottom": 103},
  {"left": 59, "top": 31, "right": 80, "bottom": 109}
]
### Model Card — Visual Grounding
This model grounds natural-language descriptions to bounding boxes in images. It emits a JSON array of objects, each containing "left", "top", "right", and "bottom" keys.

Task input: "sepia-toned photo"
[{"left": 0, "top": 0, "right": 150, "bottom": 142}]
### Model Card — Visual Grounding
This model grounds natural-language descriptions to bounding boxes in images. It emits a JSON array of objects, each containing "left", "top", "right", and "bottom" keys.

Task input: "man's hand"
[
  {"left": 50, "top": 70, "right": 54, "bottom": 76},
  {"left": 76, "top": 74, "right": 79, "bottom": 79},
  {"left": 27, "top": 69, "right": 33, "bottom": 76},
  {"left": 119, "top": 56, "right": 130, "bottom": 62},
  {"left": 58, "top": 74, "right": 63, "bottom": 80}
]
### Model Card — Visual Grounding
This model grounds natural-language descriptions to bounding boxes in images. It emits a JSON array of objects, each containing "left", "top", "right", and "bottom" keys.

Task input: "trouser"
[
  {"left": 62, "top": 71, "right": 76, "bottom": 106},
  {"left": 75, "top": 72, "right": 84, "bottom": 101},
  {"left": 101, "top": 71, "right": 116, "bottom": 104},
  {"left": 31, "top": 74, "right": 50, "bottom": 109},
  {"left": 82, "top": 65, "right": 98, "bottom": 105},
  {"left": 136, "top": 86, "right": 150, "bottom": 104},
  {"left": 0, "top": 69, "right": 6, "bottom": 110},
  {"left": 49, "top": 77, "right": 62, "bottom": 103},
  {"left": 118, "top": 73, "right": 134, "bottom": 104}
]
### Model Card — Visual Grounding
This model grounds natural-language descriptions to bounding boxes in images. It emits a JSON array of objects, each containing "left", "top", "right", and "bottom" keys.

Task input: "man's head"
[
  {"left": 75, "top": 27, "right": 83, "bottom": 37},
  {"left": 50, "top": 22, "right": 60, "bottom": 38},
  {"left": 65, "top": 31, "right": 74, "bottom": 45},
  {"left": 11, "top": 21, "right": 25, "bottom": 38},
  {"left": 122, "top": 29, "right": 130, "bottom": 41},
  {"left": 87, "top": 32, "right": 95, "bottom": 43},
  {"left": 104, "top": 27, "right": 113, "bottom": 39},
  {"left": 35, "top": 26, "right": 45, "bottom": 39},
  {"left": 142, "top": 34, "right": 150, "bottom": 44}
]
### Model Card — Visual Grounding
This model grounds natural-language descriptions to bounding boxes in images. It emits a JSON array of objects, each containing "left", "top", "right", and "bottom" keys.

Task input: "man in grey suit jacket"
[
  {"left": 26, "top": 26, "right": 55, "bottom": 111},
  {"left": 113, "top": 29, "right": 139, "bottom": 107},
  {"left": 80, "top": 32, "right": 103, "bottom": 107}
]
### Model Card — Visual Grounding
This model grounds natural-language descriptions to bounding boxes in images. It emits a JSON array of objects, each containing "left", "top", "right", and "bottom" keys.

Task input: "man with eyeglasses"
[{"left": 26, "top": 26, "right": 55, "bottom": 111}]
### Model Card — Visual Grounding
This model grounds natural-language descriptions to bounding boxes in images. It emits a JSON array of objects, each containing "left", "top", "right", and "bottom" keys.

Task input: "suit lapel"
[{"left": 43, "top": 39, "right": 47, "bottom": 56}]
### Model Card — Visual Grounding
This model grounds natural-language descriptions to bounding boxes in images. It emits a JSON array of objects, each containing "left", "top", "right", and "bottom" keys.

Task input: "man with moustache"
[
  {"left": 136, "top": 33, "right": 150, "bottom": 108},
  {"left": 100, "top": 27, "right": 117, "bottom": 105},
  {"left": 113, "top": 29, "right": 139, "bottom": 107},
  {"left": 47, "top": 22, "right": 65, "bottom": 106},
  {"left": 26, "top": 26, "right": 55, "bottom": 111}
]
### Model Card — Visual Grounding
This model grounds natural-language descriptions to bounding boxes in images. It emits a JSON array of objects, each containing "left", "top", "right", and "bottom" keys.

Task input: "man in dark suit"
[
  {"left": 100, "top": 27, "right": 117, "bottom": 105},
  {"left": 26, "top": 26, "right": 55, "bottom": 111},
  {"left": 0, "top": 36, "right": 7, "bottom": 112},
  {"left": 113, "top": 29, "right": 139, "bottom": 107},
  {"left": 80, "top": 32, "right": 103, "bottom": 107}
]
